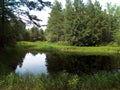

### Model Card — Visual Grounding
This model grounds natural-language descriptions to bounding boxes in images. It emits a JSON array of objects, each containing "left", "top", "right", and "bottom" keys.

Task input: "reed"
[{"left": 1, "top": 72, "right": 120, "bottom": 90}]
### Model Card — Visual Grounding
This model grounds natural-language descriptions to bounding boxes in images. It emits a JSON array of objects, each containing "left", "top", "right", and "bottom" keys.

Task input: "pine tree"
[
  {"left": 64, "top": 0, "right": 74, "bottom": 43},
  {"left": 0, "top": 0, "right": 51, "bottom": 48},
  {"left": 46, "top": 0, "right": 64, "bottom": 42}
]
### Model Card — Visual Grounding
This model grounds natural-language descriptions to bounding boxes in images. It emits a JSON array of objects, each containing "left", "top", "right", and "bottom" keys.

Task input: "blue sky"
[{"left": 27, "top": 0, "right": 120, "bottom": 29}]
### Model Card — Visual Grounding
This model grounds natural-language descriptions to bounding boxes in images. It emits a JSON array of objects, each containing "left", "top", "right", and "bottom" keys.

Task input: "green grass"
[
  {"left": 1, "top": 72, "right": 120, "bottom": 90},
  {"left": 18, "top": 41, "right": 120, "bottom": 55},
  {"left": 1, "top": 41, "right": 120, "bottom": 90}
]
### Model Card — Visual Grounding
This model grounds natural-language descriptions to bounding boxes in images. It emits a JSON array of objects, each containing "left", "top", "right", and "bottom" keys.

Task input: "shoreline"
[{"left": 18, "top": 41, "right": 120, "bottom": 55}]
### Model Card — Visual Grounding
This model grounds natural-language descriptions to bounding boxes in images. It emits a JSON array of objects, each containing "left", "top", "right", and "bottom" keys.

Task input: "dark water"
[{"left": 0, "top": 51, "right": 120, "bottom": 76}]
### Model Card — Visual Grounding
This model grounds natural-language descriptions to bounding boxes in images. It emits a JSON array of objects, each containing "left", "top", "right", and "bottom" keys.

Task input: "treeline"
[
  {"left": 45, "top": 0, "right": 120, "bottom": 46},
  {"left": 0, "top": 19, "right": 46, "bottom": 48},
  {"left": 0, "top": 0, "right": 51, "bottom": 48},
  {"left": 1, "top": 0, "right": 120, "bottom": 48},
  {"left": 1, "top": 19, "right": 45, "bottom": 43},
  {"left": 14, "top": 25, "right": 46, "bottom": 41}
]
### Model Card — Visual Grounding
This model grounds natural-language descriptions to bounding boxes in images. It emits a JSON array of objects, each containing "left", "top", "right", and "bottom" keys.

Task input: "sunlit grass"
[{"left": 18, "top": 41, "right": 120, "bottom": 55}]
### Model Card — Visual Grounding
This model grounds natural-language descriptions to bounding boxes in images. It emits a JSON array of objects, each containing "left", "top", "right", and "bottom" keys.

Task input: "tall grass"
[{"left": 1, "top": 72, "right": 120, "bottom": 90}]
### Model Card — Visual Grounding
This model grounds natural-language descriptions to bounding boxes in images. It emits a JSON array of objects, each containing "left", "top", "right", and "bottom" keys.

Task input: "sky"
[{"left": 27, "top": 0, "right": 120, "bottom": 29}]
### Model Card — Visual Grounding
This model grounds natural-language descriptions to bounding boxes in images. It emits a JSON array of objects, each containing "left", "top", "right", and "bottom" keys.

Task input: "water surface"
[
  {"left": 1, "top": 51, "right": 120, "bottom": 76},
  {"left": 15, "top": 53, "right": 47, "bottom": 75}
]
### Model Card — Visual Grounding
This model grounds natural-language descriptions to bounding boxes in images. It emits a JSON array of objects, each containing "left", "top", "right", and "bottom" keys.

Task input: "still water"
[
  {"left": 1, "top": 51, "right": 120, "bottom": 76},
  {"left": 15, "top": 53, "right": 47, "bottom": 75}
]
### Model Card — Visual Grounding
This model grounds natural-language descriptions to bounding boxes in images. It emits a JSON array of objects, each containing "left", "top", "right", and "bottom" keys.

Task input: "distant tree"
[
  {"left": 46, "top": 0, "right": 64, "bottom": 42},
  {"left": 23, "top": 29, "right": 31, "bottom": 41},
  {"left": 111, "top": 5, "right": 120, "bottom": 45},
  {"left": 30, "top": 26, "right": 39, "bottom": 41},
  {"left": 102, "top": 3, "right": 119, "bottom": 43},
  {"left": 70, "top": 0, "right": 86, "bottom": 46},
  {"left": 83, "top": 0, "right": 102, "bottom": 45},
  {"left": 114, "top": 31, "right": 120, "bottom": 45},
  {"left": 45, "top": 0, "right": 119, "bottom": 46},
  {"left": 64, "top": 0, "right": 74, "bottom": 43},
  {"left": 38, "top": 29, "right": 46, "bottom": 41},
  {"left": 65, "top": 0, "right": 118, "bottom": 46},
  {"left": 10, "top": 20, "right": 26, "bottom": 41},
  {"left": 0, "top": 0, "right": 51, "bottom": 48}
]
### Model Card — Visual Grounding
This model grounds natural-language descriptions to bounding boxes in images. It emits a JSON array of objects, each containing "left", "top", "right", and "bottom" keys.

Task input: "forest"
[
  {"left": 46, "top": 0, "right": 120, "bottom": 46},
  {"left": 1, "top": 0, "right": 120, "bottom": 49},
  {"left": 0, "top": 0, "right": 50, "bottom": 49}
]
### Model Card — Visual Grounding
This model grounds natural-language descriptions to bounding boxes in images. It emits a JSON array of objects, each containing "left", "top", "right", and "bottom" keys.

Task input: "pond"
[
  {"left": 15, "top": 53, "right": 47, "bottom": 75},
  {"left": 0, "top": 51, "right": 120, "bottom": 76}
]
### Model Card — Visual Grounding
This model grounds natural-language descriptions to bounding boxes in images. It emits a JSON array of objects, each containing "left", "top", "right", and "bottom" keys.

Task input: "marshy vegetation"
[{"left": 1, "top": 72, "right": 120, "bottom": 90}]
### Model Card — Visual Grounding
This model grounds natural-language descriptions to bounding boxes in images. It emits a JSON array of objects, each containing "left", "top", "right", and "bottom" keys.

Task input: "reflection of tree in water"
[
  {"left": 0, "top": 50, "right": 26, "bottom": 77},
  {"left": 46, "top": 53, "right": 120, "bottom": 75}
]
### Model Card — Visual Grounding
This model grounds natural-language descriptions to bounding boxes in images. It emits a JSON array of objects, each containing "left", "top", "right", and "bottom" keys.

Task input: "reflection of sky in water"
[{"left": 15, "top": 53, "right": 47, "bottom": 75}]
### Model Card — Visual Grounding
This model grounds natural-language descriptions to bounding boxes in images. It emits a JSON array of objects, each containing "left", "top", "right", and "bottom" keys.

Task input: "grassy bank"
[
  {"left": 0, "top": 72, "right": 120, "bottom": 90},
  {"left": 18, "top": 41, "right": 120, "bottom": 55},
  {"left": 1, "top": 42, "right": 120, "bottom": 90}
]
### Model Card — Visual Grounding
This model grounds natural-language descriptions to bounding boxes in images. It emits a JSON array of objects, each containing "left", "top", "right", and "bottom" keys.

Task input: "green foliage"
[
  {"left": 39, "top": 29, "right": 46, "bottom": 41},
  {"left": 81, "top": 72, "right": 120, "bottom": 90},
  {"left": 31, "top": 26, "right": 40, "bottom": 41},
  {"left": 23, "top": 30, "right": 31, "bottom": 41},
  {"left": 26, "top": 26, "right": 46, "bottom": 41},
  {"left": 46, "top": 0, "right": 119, "bottom": 46},
  {"left": 0, "top": 21, "right": 16, "bottom": 47},
  {"left": 11, "top": 19, "right": 26, "bottom": 41},
  {"left": 19, "top": 41, "right": 120, "bottom": 55},
  {"left": 0, "top": 80, "right": 4, "bottom": 86},
  {"left": 64, "top": 0, "right": 74, "bottom": 42},
  {"left": 114, "top": 31, "right": 120, "bottom": 45},
  {"left": 0, "top": 0, "right": 51, "bottom": 48},
  {"left": 45, "top": 0, "right": 64, "bottom": 42},
  {"left": 1, "top": 72, "right": 120, "bottom": 90}
]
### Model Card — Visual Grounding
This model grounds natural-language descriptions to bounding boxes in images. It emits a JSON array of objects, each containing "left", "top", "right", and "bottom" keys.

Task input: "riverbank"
[{"left": 18, "top": 41, "right": 120, "bottom": 55}]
